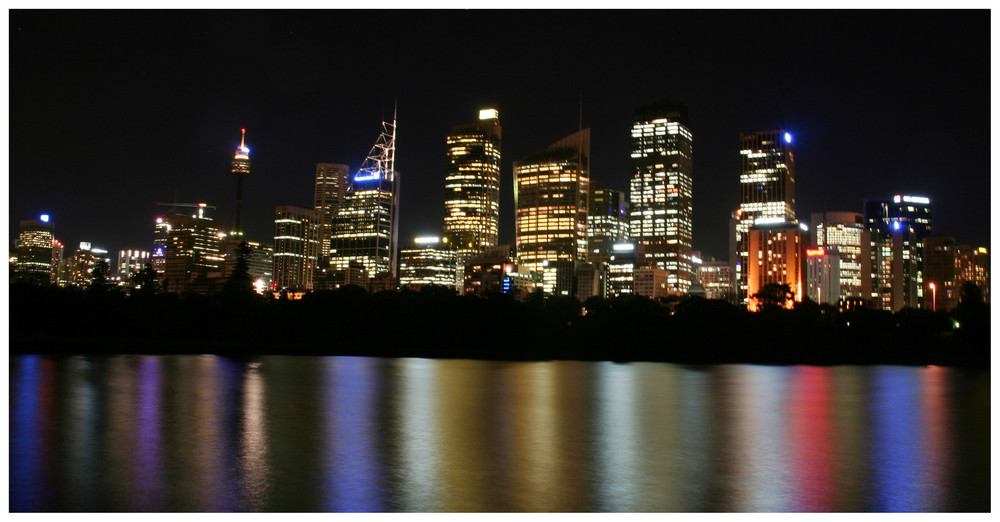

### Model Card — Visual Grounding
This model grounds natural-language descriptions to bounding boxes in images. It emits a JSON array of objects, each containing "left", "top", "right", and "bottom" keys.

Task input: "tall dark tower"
[{"left": 231, "top": 128, "right": 251, "bottom": 237}]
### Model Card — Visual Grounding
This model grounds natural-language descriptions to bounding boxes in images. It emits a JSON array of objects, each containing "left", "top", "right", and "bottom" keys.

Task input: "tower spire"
[{"left": 231, "top": 128, "right": 251, "bottom": 236}]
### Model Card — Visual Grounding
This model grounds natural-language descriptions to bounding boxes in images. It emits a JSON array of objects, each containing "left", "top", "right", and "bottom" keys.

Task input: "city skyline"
[{"left": 8, "top": 10, "right": 990, "bottom": 262}]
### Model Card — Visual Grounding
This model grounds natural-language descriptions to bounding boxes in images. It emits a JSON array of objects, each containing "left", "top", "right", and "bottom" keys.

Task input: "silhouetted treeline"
[{"left": 9, "top": 283, "right": 990, "bottom": 368}]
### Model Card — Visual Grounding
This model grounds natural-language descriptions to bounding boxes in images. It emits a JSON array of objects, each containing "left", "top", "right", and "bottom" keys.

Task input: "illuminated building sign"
[
  {"left": 612, "top": 243, "right": 635, "bottom": 252},
  {"left": 893, "top": 195, "right": 930, "bottom": 205},
  {"left": 784, "top": 132, "right": 792, "bottom": 143},
  {"left": 414, "top": 236, "right": 440, "bottom": 244},
  {"left": 354, "top": 172, "right": 381, "bottom": 182},
  {"left": 806, "top": 248, "right": 825, "bottom": 257},
  {"left": 39, "top": 214, "right": 50, "bottom": 223},
  {"left": 479, "top": 108, "right": 498, "bottom": 120}
]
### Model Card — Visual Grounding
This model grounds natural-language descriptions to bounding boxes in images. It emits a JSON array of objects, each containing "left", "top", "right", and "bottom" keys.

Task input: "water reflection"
[
  {"left": 320, "top": 357, "right": 385, "bottom": 511},
  {"left": 8, "top": 355, "right": 990, "bottom": 512},
  {"left": 394, "top": 358, "right": 440, "bottom": 511}
]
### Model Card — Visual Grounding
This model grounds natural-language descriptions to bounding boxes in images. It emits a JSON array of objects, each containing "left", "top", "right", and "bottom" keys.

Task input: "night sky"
[{"left": 9, "top": 9, "right": 991, "bottom": 263}]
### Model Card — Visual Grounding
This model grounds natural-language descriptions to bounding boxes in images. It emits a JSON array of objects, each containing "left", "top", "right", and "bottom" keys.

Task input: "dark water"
[{"left": 9, "top": 354, "right": 990, "bottom": 512}]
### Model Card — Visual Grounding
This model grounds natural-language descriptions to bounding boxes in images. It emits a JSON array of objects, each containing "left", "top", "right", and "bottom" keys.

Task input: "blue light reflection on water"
[
  {"left": 321, "top": 357, "right": 385, "bottom": 511},
  {"left": 134, "top": 356, "right": 165, "bottom": 511},
  {"left": 869, "top": 366, "right": 921, "bottom": 512},
  {"left": 10, "top": 355, "right": 47, "bottom": 511}
]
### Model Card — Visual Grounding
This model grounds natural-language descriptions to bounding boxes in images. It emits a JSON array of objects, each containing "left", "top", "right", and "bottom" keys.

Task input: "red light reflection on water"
[
  {"left": 918, "top": 366, "right": 953, "bottom": 511},
  {"left": 788, "top": 366, "right": 835, "bottom": 511}
]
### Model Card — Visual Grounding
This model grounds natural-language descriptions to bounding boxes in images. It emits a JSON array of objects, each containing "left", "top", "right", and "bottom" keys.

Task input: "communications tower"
[{"left": 231, "top": 128, "right": 251, "bottom": 237}]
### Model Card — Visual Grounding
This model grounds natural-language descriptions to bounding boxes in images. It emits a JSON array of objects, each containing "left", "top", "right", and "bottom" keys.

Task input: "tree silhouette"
[
  {"left": 129, "top": 262, "right": 160, "bottom": 296},
  {"left": 220, "top": 241, "right": 257, "bottom": 304},
  {"left": 88, "top": 259, "right": 113, "bottom": 294},
  {"left": 752, "top": 283, "right": 794, "bottom": 311}
]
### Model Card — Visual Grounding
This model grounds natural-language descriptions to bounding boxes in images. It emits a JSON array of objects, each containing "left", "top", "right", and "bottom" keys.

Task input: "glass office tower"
[{"left": 629, "top": 104, "right": 693, "bottom": 294}]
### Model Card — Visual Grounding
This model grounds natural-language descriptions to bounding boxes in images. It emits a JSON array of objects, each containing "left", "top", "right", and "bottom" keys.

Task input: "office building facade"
[
  {"left": 697, "top": 259, "right": 734, "bottom": 302},
  {"left": 922, "top": 236, "right": 956, "bottom": 311},
  {"left": 399, "top": 237, "right": 458, "bottom": 290},
  {"left": 588, "top": 183, "right": 630, "bottom": 265},
  {"left": 13, "top": 216, "right": 55, "bottom": 285},
  {"left": 443, "top": 108, "right": 502, "bottom": 258},
  {"left": 865, "top": 195, "right": 932, "bottom": 310},
  {"left": 811, "top": 211, "right": 870, "bottom": 304},
  {"left": 746, "top": 222, "right": 804, "bottom": 310},
  {"left": 735, "top": 130, "right": 795, "bottom": 304},
  {"left": 155, "top": 208, "right": 227, "bottom": 294},
  {"left": 273, "top": 206, "right": 320, "bottom": 291},
  {"left": 514, "top": 128, "right": 591, "bottom": 296},
  {"left": 314, "top": 163, "right": 351, "bottom": 257},
  {"left": 629, "top": 104, "right": 693, "bottom": 294},
  {"left": 330, "top": 118, "right": 399, "bottom": 280},
  {"left": 805, "top": 247, "right": 841, "bottom": 305},
  {"left": 117, "top": 249, "right": 151, "bottom": 281},
  {"left": 955, "top": 245, "right": 989, "bottom": 304}
]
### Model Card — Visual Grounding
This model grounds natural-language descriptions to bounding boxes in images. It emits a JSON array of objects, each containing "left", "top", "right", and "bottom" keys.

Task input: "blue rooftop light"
[
  {"left": 893, "top": 221, "right": 901, "bottom": 231},
  {"left": 784, "top": 132, "right": 792, "bottom": 144},
  {"left": 39, "top": 214, "right": 50, "bottom": 223}
]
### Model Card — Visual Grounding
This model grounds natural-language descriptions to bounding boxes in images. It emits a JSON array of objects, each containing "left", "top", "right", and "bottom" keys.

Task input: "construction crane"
[{"left": 153, "top": 201, "right": 216, "bottom": 219}]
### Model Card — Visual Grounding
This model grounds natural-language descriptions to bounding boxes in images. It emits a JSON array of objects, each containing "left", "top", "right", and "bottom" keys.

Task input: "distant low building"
[
  {"left": 923, "top": 236, "right": 956, "bottom": 311},
  {"left": 399, "top": 237, "right": 457, "bottom": 291},
  {"left": 955, "top": 245, "right": 989, "bottom": 304}
]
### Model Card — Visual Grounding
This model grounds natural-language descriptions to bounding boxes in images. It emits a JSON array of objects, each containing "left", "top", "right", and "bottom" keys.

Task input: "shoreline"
[{"left": 11, "top": 334, "right": 990, "bottom": 369}]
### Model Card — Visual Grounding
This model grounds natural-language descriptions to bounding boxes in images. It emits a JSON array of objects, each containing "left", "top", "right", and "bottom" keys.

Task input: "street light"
[{"left": 929, "top": 282, "right": 936, "bottom": 312}]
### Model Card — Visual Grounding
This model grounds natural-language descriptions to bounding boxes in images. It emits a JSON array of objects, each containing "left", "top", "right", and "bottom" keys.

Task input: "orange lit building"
[
  {"left": 955, "top": 245, "right": 989, "bottom": 304},
  {"left": 746, "top": 221, "right": 803, "bottom": 310}
]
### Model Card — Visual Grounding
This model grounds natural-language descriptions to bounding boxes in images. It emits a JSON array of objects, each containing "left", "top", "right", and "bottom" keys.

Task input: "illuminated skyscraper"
[
  {"left": 805, "top": 247, "right": 840, "bottom": 305},
  {"left": 588, "top": 182, "right": 629, "bottom": 265},
  {"left": 157, "top": 206, "right": 227, "bottom": 294},
  {"left": 12, "top": 215, "right": 55, "bottom": 285},
  {"left": 865, "top": 195, "right": 932, "bottom": 311},
  {"left": 273, "top": 206, "right": 320, "bottom": 291},
  {"left": 231, "top": 129, "right": 251, "bottom": 237},
  {"left": 330, "top": 116, "right": 399, "bottom": 279},
  {"left": 735, "top": 130, "right": 796, "bottom": 304},
  {"left": 514, "top": 128, "right": 590, "bottom": 296},
  {"left": 696, "top": 258, "right": 735, "bottom": 302},
  {"left": 69, "top": 242, "right": 111, "bottom": 288},
  {"left": 398, "top": 237, "right": 458, "bottom": 290},
  {"left": 443, "top": 108, "right": 502, "bottom": 258},
  {"left": 629, "top": 104, "right": 694, "bottom": 294},
  {"left": 811, "top": 211, "right": 870, "bottom": 303},
  {"left": 314, "top": 163, "right": 351, "bottom": 257},
  {"left": 746, "top": 222, "right": 804, "bottom": 310},
  {"left": 117, "top": 249, "right": 150, "bottom": 281},
  {"left": 245, "top": 241, "right": 274, "bottom": 293}
]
